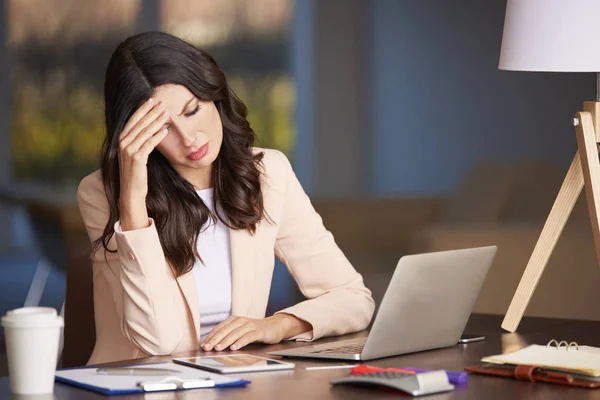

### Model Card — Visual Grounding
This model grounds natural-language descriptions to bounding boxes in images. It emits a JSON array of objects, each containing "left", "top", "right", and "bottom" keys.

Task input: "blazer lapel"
[
  {"left": 176, "top": 271, "right": 200, "bottom": 341},
  {"left": 230, "top": 227, "right": 257, "bottom": 317}
]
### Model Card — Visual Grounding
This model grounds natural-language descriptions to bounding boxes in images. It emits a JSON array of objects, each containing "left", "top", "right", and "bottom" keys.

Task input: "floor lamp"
[{"left": 499, "top": 0, "right": 600, "bottom": 332}]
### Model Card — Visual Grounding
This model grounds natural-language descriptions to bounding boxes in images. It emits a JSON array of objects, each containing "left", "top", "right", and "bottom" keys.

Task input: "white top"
[{"left": 192, "top": 188, "right": 232, "bottom": 342}]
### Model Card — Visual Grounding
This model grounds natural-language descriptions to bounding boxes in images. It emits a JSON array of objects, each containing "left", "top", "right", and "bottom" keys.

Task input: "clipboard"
[{"left": 55, "top": 362, "right": 250, "bottom": 395}]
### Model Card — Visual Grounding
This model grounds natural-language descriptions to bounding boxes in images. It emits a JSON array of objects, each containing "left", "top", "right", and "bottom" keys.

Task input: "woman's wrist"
[
  {"left": 270, "top": 313, "right": 312, "bottom": 340},
  {"left": 119, "top": 197, "right": 150, "bottom": 231}
]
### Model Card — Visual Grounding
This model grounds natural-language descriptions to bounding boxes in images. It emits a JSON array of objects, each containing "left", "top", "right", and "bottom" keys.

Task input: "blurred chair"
[
  {"left": 411, "top": 160, "right": 600, "bottom": 321},
  {"left": 53, "top": 203, "right": 95, "bottom": 367},
  {"left": 313, "top": 197, "right": 444, "bottom": 255},
  {"left": 312, "top": 197, "right": 444, "bottom": 306},
  {"left": 0, "top": 186, "right": 95, "bottom": 367},
  {"left": 0, "top": 189, "right": 70, "bottom": 313},
  {"left": 21, "top": 201, "right": 69, "bottom": 363},
  {"left": 19, "top": 200, "right": 94, "bottom": 367},
  {"left": 22, "top": 202, "right": 69, "bottom": 310}
]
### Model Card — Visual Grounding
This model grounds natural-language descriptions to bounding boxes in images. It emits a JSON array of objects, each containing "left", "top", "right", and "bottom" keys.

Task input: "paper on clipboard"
[{"left": 55, "top": 362, "right": 249, "bottom": 395}]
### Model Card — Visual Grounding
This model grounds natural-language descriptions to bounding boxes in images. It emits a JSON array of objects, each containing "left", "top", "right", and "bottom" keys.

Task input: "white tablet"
[{"left": 173, "top": 354, "right": 295, "bottom": 374}]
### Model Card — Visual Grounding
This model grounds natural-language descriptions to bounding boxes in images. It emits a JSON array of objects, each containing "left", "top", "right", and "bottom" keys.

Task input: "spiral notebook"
[{"left": 482, "top": 340, "right": 600, "bottom": 377}]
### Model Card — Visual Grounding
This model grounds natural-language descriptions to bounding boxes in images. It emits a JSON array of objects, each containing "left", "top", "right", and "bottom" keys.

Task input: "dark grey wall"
[
  {"left": 291, "top": 0, "right": 315, "bottom": 191},
  {"left": 1, "top": 0, "right": 9, "bottom": 184},
  {"left": 292, "top": 0, "right": 369, "bottom": 197},
  {"left": 313, "top": 0, "right": 368, "bottom": 196},
  {"left": 0, "top": 0, "right": 12, "bottom": 250},
  {"left": 368, "top": 0, "right": 593, "bottom": 194}
]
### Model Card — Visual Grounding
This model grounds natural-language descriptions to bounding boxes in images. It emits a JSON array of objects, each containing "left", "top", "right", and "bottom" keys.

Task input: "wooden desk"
[{"left": 2, "top": 314, "right": 600, "bottom": 399}]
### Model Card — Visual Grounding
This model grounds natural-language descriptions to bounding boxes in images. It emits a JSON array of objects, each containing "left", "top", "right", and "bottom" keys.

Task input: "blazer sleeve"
[
  {"left": 273, "top": 152, "right": 375, "bottom": 341},
  {"left": 77, "top": 173, "right": 187, "bottom": 355}
]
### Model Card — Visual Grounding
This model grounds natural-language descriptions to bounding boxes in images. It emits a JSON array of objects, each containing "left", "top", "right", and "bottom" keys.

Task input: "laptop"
[{"left": 268, "top": 246, "right": 497, "bottom": 361}]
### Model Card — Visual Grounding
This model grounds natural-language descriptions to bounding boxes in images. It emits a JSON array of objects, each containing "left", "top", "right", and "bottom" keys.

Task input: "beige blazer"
[{"left": 77, "top": 148, "right": 375, "bottom": 365}]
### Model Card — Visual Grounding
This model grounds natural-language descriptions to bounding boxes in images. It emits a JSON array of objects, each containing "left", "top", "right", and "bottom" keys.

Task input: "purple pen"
[{"left": 406, "top": 367, "right": 468, "bottom": 385}]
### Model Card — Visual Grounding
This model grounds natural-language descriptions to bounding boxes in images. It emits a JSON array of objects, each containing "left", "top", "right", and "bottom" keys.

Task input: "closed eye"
[{"left": 184, "top": 105, "right": 201, "bottom": 117}]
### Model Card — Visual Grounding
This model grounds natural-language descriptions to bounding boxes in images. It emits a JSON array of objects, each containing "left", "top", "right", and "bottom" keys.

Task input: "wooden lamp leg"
[
  {"left": 574, "top": 111, "right": 600, "bottom": 268},
  {"left": 502, "top": 105, "right": 600, "bottom": 332},
  {"left": 501, "top": 151, "right": 584, "bottom": 332}
]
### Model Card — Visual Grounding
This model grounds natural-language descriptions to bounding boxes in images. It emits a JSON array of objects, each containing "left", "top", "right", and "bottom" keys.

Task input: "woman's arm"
[
  {"left": 273, "top": 150, "right": 375, "bottom": 340},
  {"left": 78, "top": 172, "right": 188, "bottom": 355},
  {"left": 198, "top": 149, "right": 374, "bottom": 352}
]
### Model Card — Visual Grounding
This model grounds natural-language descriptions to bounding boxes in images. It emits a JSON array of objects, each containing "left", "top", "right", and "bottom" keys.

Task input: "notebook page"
[
  {"left": 55, "top": 362, "right": 242, "bottom": 391},
  {"left": 579, "top": 346, "right": 600, "bottom": 356},
  {"left": 482, "top": 345, "right": 600, "bottom": 377}
]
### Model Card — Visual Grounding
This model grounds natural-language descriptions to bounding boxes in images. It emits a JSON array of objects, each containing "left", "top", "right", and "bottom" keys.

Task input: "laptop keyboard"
[{"left": 313, "top": 339, "right": 366, "bottom": 354}]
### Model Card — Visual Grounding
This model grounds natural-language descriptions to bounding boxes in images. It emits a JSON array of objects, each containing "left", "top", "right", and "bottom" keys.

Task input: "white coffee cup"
[{"left": 1, "top": 307, "right": 63, "bottom": 395}]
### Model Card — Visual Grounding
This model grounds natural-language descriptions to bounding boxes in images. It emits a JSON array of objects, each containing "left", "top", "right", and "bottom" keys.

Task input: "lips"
[{"left": 187, "top": 143, "right": 208, "bottom": 161}]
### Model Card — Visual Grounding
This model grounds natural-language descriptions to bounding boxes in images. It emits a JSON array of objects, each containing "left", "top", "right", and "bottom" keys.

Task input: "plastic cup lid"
[{"left": 1, "top": 307, "right": 63, "bottom": 329}]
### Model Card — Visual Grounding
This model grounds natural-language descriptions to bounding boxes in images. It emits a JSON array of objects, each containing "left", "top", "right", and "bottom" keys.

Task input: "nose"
[{"left": 169, "top": 119, "right": 196, "bottom": 147}]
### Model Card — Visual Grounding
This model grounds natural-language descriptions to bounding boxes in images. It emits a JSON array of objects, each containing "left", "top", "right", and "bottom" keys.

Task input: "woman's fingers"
[
  {"left": 120, "top": 101, "right": 166, "bottom": 147},
  {"left": 230, "top": 331, "right": 262, "bottom": 351},
  {"left": 212, "top": 324, "right": 255, "bottom": 351},
  {"left": 120, "top": 98, "right": 157, "bottom": 140},
  {"left": 128, "top": 110, "right": 170, "bottom": 153},
  {"left": 202, "top": 318, "right": 248, "bottom": 351},
  {"left": 137, "top": 128, "right": 169, "bottom": 158},
  {"left": 201, "top": 317, "right": 239, "bottom": 347}
]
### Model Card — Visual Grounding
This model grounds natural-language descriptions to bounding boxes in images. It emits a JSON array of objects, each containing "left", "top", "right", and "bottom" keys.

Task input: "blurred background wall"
[
  {"left": 367, "top": 0, "right": 589, "bottom": 195},
  {"left": 1, "top": 0, "right": 600, "bottom": 369}
]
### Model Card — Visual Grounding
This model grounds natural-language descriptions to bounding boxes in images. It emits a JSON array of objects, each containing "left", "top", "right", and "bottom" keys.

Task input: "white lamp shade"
[{"left": 499, "top": 0, "right": 600, "bottom": 72}]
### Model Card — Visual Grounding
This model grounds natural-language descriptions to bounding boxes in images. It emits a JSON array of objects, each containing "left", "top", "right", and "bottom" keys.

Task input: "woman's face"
[{"left": 152, "top": 84, "right": 223, "bottom": 182}]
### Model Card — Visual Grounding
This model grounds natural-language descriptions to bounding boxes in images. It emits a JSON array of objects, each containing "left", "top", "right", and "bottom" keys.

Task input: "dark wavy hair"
[{"left": 95, "top": 31, "right": 265, "bottom": 277}]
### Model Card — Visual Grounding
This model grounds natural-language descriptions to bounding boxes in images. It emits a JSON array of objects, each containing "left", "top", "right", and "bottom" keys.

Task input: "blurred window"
[{"left": 7, "top": 0, "right": 295, "bottom": 188}]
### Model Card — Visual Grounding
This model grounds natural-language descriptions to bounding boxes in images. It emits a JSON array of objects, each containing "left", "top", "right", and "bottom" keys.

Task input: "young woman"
[{"left": 77, "top": 31, "right": 374, "bottom": 365}]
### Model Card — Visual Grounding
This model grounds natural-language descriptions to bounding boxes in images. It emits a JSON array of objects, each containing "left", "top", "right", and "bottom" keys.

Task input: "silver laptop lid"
[{"left": 361, "top": 246, "right": 496, "bottom": 360}]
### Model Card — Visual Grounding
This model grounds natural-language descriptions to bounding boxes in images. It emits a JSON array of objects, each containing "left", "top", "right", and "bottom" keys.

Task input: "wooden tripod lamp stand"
[{"left": 499, "top": 0, "right": 600, "bottom": 332}]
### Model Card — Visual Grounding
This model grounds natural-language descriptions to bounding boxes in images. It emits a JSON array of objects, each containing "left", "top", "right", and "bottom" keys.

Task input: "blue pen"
[{"left": 406, "top": 367, "right": 468, "bottom": 385}]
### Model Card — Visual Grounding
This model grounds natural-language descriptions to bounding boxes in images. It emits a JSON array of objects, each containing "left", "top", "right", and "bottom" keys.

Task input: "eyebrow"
[{"left": 179, "top": 97, "right": 197, "bottom": 115}]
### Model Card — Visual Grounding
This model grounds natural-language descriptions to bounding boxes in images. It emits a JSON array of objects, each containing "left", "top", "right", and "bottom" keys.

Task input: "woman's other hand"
[{"left": 200, "top": 314, "right": 312, "bottom": 351}]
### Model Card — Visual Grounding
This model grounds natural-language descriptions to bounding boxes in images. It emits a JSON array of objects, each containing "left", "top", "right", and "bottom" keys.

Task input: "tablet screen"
[{"left": 179, "top": 354, "right": 288, "bottom": 369}]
